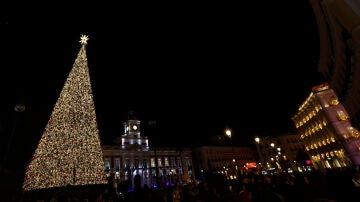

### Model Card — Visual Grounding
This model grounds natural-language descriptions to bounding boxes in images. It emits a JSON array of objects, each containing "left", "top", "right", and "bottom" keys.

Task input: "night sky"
[{"left": 0, "top": 1, "right": 326, "bottom": 167}]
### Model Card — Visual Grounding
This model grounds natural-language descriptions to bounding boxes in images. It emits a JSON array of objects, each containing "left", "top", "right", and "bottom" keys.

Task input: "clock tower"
[
  {"left": 124, "top": 119, "right": 141, "bottom": 138},
  {"left": 121, "top": 111, "right": 149, "bottom": 150}
]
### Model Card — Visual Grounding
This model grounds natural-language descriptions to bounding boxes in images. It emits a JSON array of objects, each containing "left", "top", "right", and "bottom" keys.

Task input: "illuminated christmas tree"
[{"left": 23, "top": 35, "right": 108, "bottom": 191}]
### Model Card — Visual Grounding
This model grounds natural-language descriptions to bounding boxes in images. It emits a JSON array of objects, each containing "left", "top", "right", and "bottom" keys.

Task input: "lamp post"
[
  {"left": 225, "top": 129, "right": 238, "bottom": 178},
  {"left": 254, "top": 137, "right": 265, "bottom": 171},
  {"left": 148, "top": 120, "right": 159, "bottom": 186},
  {"left": 269, "top": 143, "right": 282, "bottom": 172},
  {"left": 270, "top": 143, "right": 276, "bottom": 170},
  {"left": 1, "top": 104, "right": 25, "bottom": 172}
]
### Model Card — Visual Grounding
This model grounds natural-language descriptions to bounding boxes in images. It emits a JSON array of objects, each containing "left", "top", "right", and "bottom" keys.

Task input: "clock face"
[{"left": 133, "top": 125, "right": 138, "bottom": 130}]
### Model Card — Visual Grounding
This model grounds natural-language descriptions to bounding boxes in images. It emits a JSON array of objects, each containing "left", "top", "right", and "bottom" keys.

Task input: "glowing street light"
[
  {"left": 254, "top": 136, "right": 265, "bottom": 168},
  {"left": 225, "top": 128, "right": 238, "bottom": 177},
  {"left": 225, "top": 129, "right": 232, "bottom": 138}
]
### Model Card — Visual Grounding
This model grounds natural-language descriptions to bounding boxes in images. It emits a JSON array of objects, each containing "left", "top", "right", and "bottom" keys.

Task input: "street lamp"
[
  {"left": 2, "top": 104, "right": 26, "bottom": 172},
  {"left": 225, "top": 128, "right": 238, "bottom": 178},
  {"left": 269, "top": 143, "right": 282, "bottom": 172},
  {"left": 225, "top": 129, "right": 231, "bottom": 138},
  {"left": 149, "top": 120, "right": 159, "bottom": 186},
  {"left": 254, "top": 137, "right": 265, "bottom": 170}
]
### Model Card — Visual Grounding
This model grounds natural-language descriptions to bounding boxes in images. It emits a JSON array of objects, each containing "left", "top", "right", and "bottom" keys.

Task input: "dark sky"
[{"left": 0, "top": 1, "right": 326, "bottom": 160}]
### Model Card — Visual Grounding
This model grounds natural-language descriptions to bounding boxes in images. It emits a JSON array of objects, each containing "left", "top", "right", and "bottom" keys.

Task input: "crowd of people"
[
  {"left": 113, "top": 167, "right": 360, "bottom": 202},
  {"left": 15, "top": 167, "right": 360, "bottom": 201}
]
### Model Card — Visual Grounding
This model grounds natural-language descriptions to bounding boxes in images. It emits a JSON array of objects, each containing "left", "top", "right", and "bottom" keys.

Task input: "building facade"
[
  {"left": 192, "top": 146, "right": 256, "bottom": 179},
  {"left": 254, "top": 133, "right": 307, "bottom": 173},
  {"left": 102, "top": 117, "right": 194, "bottom": 190},
  {"left": 292, "top": 83, "right": 360, "bottom": 171}
]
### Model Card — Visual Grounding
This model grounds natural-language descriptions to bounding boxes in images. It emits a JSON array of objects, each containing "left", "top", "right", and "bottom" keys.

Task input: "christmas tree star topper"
[{"left": 79, "top": 34, "right": 89, "bottom": 45}]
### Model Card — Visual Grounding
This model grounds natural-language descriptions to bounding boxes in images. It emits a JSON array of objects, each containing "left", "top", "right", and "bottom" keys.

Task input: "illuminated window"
[
  {"left": 135, "top": 159, "right": 139, "bottom": 168},
  {"left": 319, "top": 123, "right": 323, "bottom": 129},
  {"left": 164, "top": 157, "right": 169, "bottom": 167},
  {"left": 347, "top": 126, "right": 360, "bottom": 138},
  {"left": 125, "top": 159, "right": 131, "bottom": 168},
  {"left": 328, "top": 95, "right": 339, "bottom": 105},
  {"left": 150, "top": 158, "right": 155, "bottom": 167},
  {"left": 177, "top": 159, "right": 182, "bottom": 167},
  {"left": 315, "top": 125, "right": 319, "bottom": 131},
  {"left": 105, "top": 159, "right": 110, "bottom": 170},
  {"left": 143, "top": 159, "right": 147, "bottom": 169},
  {"left": 337, "top": 110, "right": 349, "bottom": 121},
  {"left": 114, "top": 158, "right": 120, "bottom": 170}
]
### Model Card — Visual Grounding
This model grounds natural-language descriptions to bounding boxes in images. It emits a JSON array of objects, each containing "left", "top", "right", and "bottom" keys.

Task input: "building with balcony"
[{"left": 292, "top": 83, "right": 360, "bottom": 171}]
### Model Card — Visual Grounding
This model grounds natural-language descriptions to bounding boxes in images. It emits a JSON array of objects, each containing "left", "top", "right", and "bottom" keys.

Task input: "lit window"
[
  {"left": 150, "top": 158, "right": 155, "bottom": 167},
  {"left": 347, "top": 126, "right": 360, "bottom": 138},
  {"left": 105, "top": 159, "right": 110, "bottom": 170},
  {"left": 337, "top": 110, "right": 349, "bottom": 121},
  {"left": 143, "top": 159, "right": 147, "bottom": 169},
  {"left": 114, "top": 158, "right": 120, "bottom": 170},
  {"left": 328, "top": 95, "right": 339, "bottom": 105}
]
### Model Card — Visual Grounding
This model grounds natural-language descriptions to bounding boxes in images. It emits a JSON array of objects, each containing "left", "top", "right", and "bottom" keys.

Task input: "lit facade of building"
[
  {"left": 292, "top": 83, "right": 360, "bottom": 171},
  {"left": 102, "top": 117, "right": 194, "bottom": 189},
  {"left": 192, "top": 146, "right": 256, "bottom": 179},
  {"left": 309, "top": 0, "right": 360, "bottom": 127},
  {"left": 254, "top": 134, "right": 306, "bottom": 173}
]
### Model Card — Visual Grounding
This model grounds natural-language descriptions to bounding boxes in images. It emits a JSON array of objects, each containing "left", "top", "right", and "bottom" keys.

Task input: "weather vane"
[{"left": 79, "top": 34, "right": 89, "bottom": 45}]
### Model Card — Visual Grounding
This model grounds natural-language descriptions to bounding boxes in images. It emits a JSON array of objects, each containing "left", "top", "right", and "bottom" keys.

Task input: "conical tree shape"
[{"left": 23, "top": 35, "right": 107, "bottom": 191}]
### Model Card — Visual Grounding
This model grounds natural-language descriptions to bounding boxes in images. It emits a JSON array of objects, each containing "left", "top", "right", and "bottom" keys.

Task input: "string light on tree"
[{"left": 22, "top": 34, "right": 107, "bottom": 191}]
